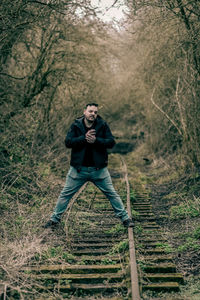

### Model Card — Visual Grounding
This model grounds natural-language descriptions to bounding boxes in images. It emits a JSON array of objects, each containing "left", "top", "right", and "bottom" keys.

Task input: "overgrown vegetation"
[
  {"left": 1, "top": 0, "right": 200, "bottom": 299},
  {"left": 138, "top": 150, "right": 200, "bottom": 299}
]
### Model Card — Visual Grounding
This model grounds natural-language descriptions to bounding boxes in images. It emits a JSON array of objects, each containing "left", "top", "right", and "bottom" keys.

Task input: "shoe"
[
  {"left": 123, "top": 218, "right": 134, "bottom": 228},
  {"left": 43, "top": 220, "right": 59, "bottom": 228}
]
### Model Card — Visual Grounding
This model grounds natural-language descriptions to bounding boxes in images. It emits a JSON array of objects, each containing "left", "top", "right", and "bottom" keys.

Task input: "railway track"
[
  {"left": 3, "top": 154, "right": 183, "bottom": 299},
  {"left": 132, "top": 190, "right": 184, "bottom": 296}
]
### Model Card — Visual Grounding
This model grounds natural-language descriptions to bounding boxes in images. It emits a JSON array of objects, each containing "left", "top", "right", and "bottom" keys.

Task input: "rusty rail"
[{"left": 120, "top": 156, "right": 141, "bottom": 300}]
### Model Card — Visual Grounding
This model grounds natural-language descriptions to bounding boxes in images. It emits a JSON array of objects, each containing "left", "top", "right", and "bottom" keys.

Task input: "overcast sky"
[{"left": 91, "top": 0, "right": 128, "bottom": 23}]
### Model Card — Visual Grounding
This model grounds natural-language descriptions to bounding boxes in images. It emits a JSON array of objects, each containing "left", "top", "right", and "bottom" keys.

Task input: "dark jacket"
[{"left": 65, "top": 115, "right": 115, "bottom": 169}]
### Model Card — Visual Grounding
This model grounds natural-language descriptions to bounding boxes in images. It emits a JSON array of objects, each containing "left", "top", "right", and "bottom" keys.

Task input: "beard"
[{"left": 86, "top": 116, "right": 95, "bottom": 123}]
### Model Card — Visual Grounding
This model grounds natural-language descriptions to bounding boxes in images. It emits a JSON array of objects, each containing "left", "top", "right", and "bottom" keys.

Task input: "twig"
[
  {"left": 150, "top": 87, "right": 182, "bottom": 136},
  {"left": 0, "top": 73, "right": 27, "bottom": 80},
  {"left": 175, "top": 75, "right": 187, "bottom": 136}
]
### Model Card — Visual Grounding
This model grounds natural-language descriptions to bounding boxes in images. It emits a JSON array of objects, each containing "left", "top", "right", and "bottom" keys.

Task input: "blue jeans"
[{"left": 51, "top": 166, "right": 129, "bottom": 223}]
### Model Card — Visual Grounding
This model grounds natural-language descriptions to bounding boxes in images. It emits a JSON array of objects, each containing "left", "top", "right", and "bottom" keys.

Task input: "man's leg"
[
  {"left": 91, "top": 168, "right": 131, "bottom": 223},
  {"left": 49, "top": 167, "right": 86, "bottom": 224}
]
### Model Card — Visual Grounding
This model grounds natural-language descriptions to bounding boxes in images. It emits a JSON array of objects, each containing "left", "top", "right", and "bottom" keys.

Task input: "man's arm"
[
  {"left": 65, "top": 124, "right": 86, "bottom": 148},
  {"left": 95, "top": 123, "right": 115, "bottom": 149}
]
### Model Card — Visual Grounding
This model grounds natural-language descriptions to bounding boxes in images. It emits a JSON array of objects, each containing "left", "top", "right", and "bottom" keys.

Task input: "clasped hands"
[{"left": 85, "top": 129, "right": 96, "bottom": 144}]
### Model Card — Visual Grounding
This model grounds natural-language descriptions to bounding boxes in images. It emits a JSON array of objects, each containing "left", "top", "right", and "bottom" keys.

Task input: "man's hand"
[{"left": 85, "top": 129, "right": 96, "bottom": 144}]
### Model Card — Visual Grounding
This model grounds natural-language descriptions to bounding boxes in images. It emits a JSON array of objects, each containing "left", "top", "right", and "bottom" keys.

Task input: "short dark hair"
[{"left": 85, "top": 103, "right": 98, "bottom": 109}]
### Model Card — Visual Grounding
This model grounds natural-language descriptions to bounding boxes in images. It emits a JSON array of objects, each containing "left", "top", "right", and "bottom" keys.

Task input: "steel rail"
[
  {"left": 65, "top": 182, "right": 88, "bottom": 236},
  {"left": 120, "top": 156, "right": 141, "bottom": 300}
]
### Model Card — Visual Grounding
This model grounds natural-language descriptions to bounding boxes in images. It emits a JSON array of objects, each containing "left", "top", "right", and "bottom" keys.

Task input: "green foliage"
[
  {"left": 178, "top": 237, "right": 200, "bottom": 253},
  {"left": 131, "top": 209, "right": 140, "bottom": 218},
  {"left": 156, "top": 242, "right": 173, "bottom": 253},
  {"left": 193, "top": 226, "right": 200, "bottom": 239},
  {"left": 38, "top": 247, "right": 76, "bottom": 263},
  {"left": 179, "top": 226, "right": 200, "bottom": 240},
  {"left": 134, "top": 225, "right": 143, "bottom": 235},
  {"left": 105, "top": 223, "right": 126, "bottom": 234},
  {"left": 62, "top": 253, "right": 77, "bottom": 264},
  {"left": 130, "top": 190, "right": 136, "bottom": 202},
  {"left": 38, "top": 163, "right": 51, "bottom": 177},
  {"left": 170, "top": 198, "right": 200, "bottom": 219},
  {"left": 110, "top": 239, "right": 129, "bottom": 254},
  {"left": 0, "top": 194, "right": 9, "bottom": 210},
  {"left": 15, "top": 216, "right": 26, "bottom": 226},
  {"left": 176, "top": 226, "right": 200, "bottom": 253},
  {"left": 100, "top": 257, "right": 117, "bottom": 265},
  {"left": 94, "top": 203, "right": 109, "bottom": 209},
  {"left": 59, "top": 279, "right": 72, "bottom": 285},
  {"left": 137, "top": 259, "right": 146, "bottom": 271},
  {"left": 86, "top": 185, "right": 96, "bottom": 193}
]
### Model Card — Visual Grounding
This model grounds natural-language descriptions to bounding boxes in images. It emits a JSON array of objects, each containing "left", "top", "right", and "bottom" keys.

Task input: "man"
[{"left": 44, "top": 103, "right": 134, "bottom": 228}]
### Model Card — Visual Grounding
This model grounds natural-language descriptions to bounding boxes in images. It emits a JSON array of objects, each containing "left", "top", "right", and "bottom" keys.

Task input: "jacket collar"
[{"left": 75, "top": 115, "right": 104, "bottom": 134}]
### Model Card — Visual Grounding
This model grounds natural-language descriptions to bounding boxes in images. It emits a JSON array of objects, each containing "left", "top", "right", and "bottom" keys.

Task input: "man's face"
[{"left": 84, "top": 105, "right": 98, "bottom": 123}]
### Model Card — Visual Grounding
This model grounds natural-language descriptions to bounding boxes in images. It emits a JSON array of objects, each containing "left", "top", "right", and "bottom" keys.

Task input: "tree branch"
[
  {"left": 174, "top": 75, "right": 187, "bottom": 136},
  {"left": 0, "top": 73, "right": 27, "bottom": 80},
  {"left": 150, "top": 87, "right": 182, "bottom": 136},
  {"left": 27, "top": 0, "right": 66, "bottom": 15}
]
